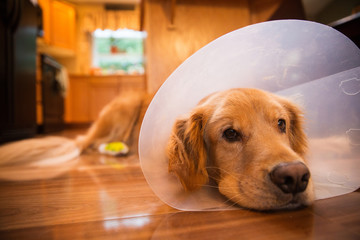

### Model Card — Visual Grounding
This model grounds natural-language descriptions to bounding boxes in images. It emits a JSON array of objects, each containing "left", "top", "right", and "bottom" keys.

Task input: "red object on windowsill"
[{"left": 110, "top": 45, "right": 118, "bottom": 53}]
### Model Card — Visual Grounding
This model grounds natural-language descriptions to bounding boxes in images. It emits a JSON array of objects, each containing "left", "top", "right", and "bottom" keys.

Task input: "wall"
[
  {"left": 143, "top": 0, "right": 300, "bottom": 93},
  {"left": 59, "top": 0, "right": 304, "bottom": 93},
  {"left": 144, "top": 0, "right": 252, "bottom": 93}
]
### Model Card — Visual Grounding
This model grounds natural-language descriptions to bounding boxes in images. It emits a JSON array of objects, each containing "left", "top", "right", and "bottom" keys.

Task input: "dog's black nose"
[{"left": 270, "top": 162, "right": 310, "bottom": 195}]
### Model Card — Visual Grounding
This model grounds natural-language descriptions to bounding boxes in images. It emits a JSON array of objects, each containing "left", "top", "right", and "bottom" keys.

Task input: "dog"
[
  {"left": 0, "top": 91, "right": 151, "bottom": 179},
  {"left": 167, "top": 88, "right": 314, "bottom": 210}
]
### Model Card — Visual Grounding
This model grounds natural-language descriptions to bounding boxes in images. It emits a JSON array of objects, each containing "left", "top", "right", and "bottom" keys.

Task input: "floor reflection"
[
  {"left": 151, "top": 209, "right": 315, "bottom": 239},
  {"left": 0, "top": 158, "right": 79, "bottom": 181},
  {"left": 0, "top": 149, "right": 140, "bottom": 182}
]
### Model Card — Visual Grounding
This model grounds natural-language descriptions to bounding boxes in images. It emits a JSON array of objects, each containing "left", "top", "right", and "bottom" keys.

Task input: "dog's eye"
[
  {"left": 278, "top": 119, "right": 286, "bottom": 133},
  {"left": 223, "top": 128, "right": 241, "bottom": 142}
]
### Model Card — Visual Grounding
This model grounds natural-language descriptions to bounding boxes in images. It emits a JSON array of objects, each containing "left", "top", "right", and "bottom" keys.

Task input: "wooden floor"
[{"left": 0, "top": 129, "right": 359, "bottom": 240}]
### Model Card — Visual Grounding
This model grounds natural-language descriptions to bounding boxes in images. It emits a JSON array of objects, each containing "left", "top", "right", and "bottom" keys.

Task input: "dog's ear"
[
  {"left": 167, "top": 108, "right": 208, "bottom": 191},
  {"left": 283, "top": 100, "right": 308, "bottom": 157}
]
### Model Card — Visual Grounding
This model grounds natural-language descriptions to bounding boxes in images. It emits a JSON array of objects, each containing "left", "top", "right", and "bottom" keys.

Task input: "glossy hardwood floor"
[{"left": 0, "top": 128, "right": 359, "bottom": 240}]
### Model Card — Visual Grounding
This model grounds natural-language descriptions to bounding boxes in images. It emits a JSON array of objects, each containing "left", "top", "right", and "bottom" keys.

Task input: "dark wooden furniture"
[{"left": 40, "top": 55, "right": 65, "bottom": 133}]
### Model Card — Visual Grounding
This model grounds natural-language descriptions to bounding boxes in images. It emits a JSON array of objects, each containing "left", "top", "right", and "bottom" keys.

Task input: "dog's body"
[
  {"left": 76, "top": 91, "right": 146, "bottom": 155},
  {"left": 0, "top": 91, "right": 149, "bottom": 171},
  {"left": 167, "top": 88, "right": 314, "bottom": 210}
]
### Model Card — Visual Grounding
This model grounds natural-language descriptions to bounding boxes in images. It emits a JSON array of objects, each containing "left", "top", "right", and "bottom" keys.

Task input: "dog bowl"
[{"left": 139, "top": 20, "right": 360, "bottom": 210}]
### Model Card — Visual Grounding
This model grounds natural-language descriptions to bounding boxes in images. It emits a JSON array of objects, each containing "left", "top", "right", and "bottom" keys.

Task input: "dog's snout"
[{"left": 270, "top": 162, "right": 310, "bottom": 195}]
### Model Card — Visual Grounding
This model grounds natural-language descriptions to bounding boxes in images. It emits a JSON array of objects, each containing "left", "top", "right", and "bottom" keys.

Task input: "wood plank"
[
  {"left": 0, "top": 154, "right": 177, "bottom": 231},
  {"left": 0, "top": 128, "right": 359, "bottom": 239},
  {"left": 0, "top": 192, "right": 359, "bottom": 239}
]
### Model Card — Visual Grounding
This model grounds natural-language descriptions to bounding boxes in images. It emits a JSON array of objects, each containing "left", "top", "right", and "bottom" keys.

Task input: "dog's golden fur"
[
  {"left": 0, "top": 91, "right": 149, "bottom": 176},
  {"left": 167, "top": 88, "right": 314, "bottom": 210},
  {"left": 76, "top": 91, "right": 146, "bottom": 154}
]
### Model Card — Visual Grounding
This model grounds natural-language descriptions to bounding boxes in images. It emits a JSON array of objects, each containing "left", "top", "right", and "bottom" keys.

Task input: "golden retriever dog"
[
  {"left": 167, "top": 88, "right": 314, "bottom": 210},
  {"left": 0, "top": 91, "right": 150, "bottom": 179}
]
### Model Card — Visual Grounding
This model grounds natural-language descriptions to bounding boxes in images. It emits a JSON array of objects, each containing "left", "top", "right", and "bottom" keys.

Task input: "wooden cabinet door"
[
  {"left": 65, "top": 75, "right": 145, "bottom": 123},
  {"left": 118, "top": 75, "right": 146, "bottom": 93},
  {"left": 65, "top": 77, "right": 90, "bottom": 123},
  {"left": 89, "top": 78, "right": 119, "bottom": 121},
  {"left": 51, "top": 0, "right": 75, "bottom": 50}
]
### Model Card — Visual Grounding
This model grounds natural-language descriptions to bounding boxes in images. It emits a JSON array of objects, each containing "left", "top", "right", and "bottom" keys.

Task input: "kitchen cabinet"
[
  {"left": 65, "top": 75, "right": 146, "bottom": 123},
  {"left": 89, "top": 78, "right": 120, "bottom": 120},
  {"left": 65, "top": 77, "right": 90, "bottom": 123},
  {"left": 38, "top": 0, "right": 75, "bottom": 51}
]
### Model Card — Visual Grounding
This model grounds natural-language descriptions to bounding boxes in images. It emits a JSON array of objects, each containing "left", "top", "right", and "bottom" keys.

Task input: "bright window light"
[{"left": 92, "top": 29, "right": 146, "bottom": 75}]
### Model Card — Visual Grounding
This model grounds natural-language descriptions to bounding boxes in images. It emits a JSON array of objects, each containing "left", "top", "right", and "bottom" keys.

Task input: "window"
[{"left": 92, "top": 29, "right": 146, "bottom": 75}]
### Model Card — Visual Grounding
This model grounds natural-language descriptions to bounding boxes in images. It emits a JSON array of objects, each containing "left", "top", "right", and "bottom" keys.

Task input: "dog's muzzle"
[{"left": 270, "top": 162, "right": 310, "bottom": 195}]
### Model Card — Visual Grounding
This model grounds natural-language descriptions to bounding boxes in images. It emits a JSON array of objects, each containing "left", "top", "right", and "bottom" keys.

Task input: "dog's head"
[{"left": 167, "top": 88, "right": 314, "bottom": 210}]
